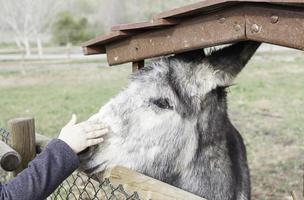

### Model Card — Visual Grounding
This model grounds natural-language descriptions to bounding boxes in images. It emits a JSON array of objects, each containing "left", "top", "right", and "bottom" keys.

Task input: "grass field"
[{"left": 0, "top": 51, "right": 303, "bottom": 199}]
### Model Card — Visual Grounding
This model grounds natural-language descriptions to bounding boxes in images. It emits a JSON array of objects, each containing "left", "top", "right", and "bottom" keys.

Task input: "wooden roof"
[{"left": 83, "top": 0, "right": 304, "bottom": 65}]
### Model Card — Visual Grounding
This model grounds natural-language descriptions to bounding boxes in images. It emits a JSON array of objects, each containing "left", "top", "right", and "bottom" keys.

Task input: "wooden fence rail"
[
  {"left": 0, "top": 140, "right": 21, "bottom": 171},
  {"left": 100, "top": 166, "right": 205, "bottom": 200}
]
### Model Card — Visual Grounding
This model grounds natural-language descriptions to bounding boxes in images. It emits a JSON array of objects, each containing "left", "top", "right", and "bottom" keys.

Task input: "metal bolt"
[
  {"left": 270, "top": 15, "right": 279, "bottom": 24},
  {"left": 234, "top": 24, "right": 241, "bottom": 32},
  {"left": 218, "top": 17, "right": 226, "bottom": 24},
  {"left": 251, "top": 24, "right": 260, "bottom": 33}
]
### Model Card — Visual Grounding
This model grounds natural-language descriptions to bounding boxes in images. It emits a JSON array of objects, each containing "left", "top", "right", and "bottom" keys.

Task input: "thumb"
[{"left": 66, "top": 114, "right": 77, "bottom": 126}]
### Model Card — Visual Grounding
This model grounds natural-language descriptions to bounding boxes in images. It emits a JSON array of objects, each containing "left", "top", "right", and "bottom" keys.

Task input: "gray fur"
[{"left": 79, "top": 41, "right": 261, "bottom": 200}]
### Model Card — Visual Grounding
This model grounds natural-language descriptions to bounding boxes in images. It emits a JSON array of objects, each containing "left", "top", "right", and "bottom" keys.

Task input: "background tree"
[
  {"left": 53, "top": 11, "right": 93, "bottom": 46},
  {"left": 96, "top": 0, "right": 127, "bottom": 33},
  {"left": 96, "top": 0, "right": 199, "bottom": 33},
  {"left": 30, "top": 0, "right": 64, "bottom": 57},
  {"left": 0, "top": 0, "right": 63, "bottom": 57},
  {"left": 0, "top": 0, "right": 203, "bottom": 51},
  {"left": 0, "top": 0, "right": 33, "bottom": 56}
]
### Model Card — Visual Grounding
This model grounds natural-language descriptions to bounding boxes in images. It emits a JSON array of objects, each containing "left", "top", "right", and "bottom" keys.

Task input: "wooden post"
[
  {"left": 8, "top": 118, "right": 36, "bottom": 175},
  {"left": 132, "top": 60, "right": 145, "bottom": 72},
  {"left": 0, "top": 140, "right": 21, "bottom": 171}
]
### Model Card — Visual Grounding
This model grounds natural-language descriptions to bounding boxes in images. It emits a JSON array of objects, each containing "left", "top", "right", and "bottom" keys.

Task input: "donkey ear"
[{"left": 207, "top": 41, "right": 261, "bottom": 79}]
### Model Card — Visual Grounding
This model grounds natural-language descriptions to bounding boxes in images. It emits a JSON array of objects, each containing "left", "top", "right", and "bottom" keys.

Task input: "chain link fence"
[{"left": 0, "top": 127, "right": 142, "bottom": 200}]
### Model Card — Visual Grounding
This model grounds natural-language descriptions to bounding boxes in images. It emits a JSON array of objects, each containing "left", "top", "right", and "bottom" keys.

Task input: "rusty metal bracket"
[{"left": 245, "top": 5, "right": 304, "bottom": 51}]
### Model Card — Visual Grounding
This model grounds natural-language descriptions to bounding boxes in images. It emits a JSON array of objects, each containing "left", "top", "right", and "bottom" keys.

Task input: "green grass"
[
  {"left": 0, "top": 63, "right": 131, "bottom": 137},
  {"left": 0, "top": 51, "right": 303, "bottom": 199},
  {"left": 229, "top": 52, "right": 304, "bottom": 199}
]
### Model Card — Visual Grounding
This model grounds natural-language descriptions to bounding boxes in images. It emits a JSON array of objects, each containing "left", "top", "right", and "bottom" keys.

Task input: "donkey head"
[{"left": 79, "top": 41, "right": 261, "bottom": 175}]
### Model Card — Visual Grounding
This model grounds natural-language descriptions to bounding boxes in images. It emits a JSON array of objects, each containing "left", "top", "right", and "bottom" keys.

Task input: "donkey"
[{"left": 79, "top": 41, "right": 261, "bottom": 200}]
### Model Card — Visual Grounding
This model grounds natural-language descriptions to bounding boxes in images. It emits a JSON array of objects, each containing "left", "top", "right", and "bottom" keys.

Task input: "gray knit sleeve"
[{"left": 0, "top": 139, "right": 79, "bottom": 200}]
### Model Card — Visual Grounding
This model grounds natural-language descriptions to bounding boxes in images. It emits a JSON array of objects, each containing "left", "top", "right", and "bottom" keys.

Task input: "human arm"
[
  {"left": 0, "top": 115, "right": 109, "bottom": 200},
  {"left": 0, "top": 139, "right": 79, "bottom": 200}
]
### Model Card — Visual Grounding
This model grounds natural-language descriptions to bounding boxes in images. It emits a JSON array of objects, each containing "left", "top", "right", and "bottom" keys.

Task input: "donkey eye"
[{"left": 151, "top": 98, "right": 173, "bottom": 110}]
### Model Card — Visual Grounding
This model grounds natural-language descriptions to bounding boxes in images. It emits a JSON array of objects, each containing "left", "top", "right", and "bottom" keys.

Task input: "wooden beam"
[
  {"left": 154, "top": 0, "right": 235, "bottom": 19},
  {"left": 0, "top": 140, "right": 21, "bottom": 171},
  {"left": 245, "top": 5, "right": 304, "bottom": 50},
  {"left": 82, "top": 0, "right": 304, "bottom": 61},
  {"left": 98, "top": 166, "right": 206, "bottom": 200},
  {"left": 154, "top": 0, "right": 304, "bottom": 19},
  {"left": 111, "top": 19, "right": 179, "bottom": 32},
  {"left": 106, "top": 6, "right": 246, "bottom": 65},
  {"left": 132, "top": 60, "right": 145, "bottom": 72},
  {"left": 83, "top": 46, "right": 106, "bottom": 55},
  {"left": 8, "top": 118, "right": 36, "bottom": 175},
  {"left": 83, "top": 31, "right": 131, "bottom": 55}
]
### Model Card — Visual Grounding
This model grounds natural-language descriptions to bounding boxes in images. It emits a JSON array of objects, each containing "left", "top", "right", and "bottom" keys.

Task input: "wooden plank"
[
  {"left": 245, "top": 5, "right": 304, "bottom": 50},
  {"left": 84, "top": 20, "right": 179, "bottom": 55},
  {"left": 83, "top": 31, "right": 130, "bottom": 47},
  {"left": 132, "top": 60, "right": 145, "bottom": 72},
  {"left": 98, "top": 166, "right": 206, "bottom": 200},
  {"left": 155, "top": 0, "right": 304, "bottom": 19},
  {"left": 0, "top": 140, "right": 21, "bottom": 171},
  {"left": 83, "top": 45, "right": 106, "bottom": 55},
  {"left": 106, "top": 6, "right": 246, "bottom": 65},
  {"left": 8, "top": 118, "right": 36, "bottom": 175},
  {"left": 111, "top": 19, "right": 179, "bottom": 31},
  {"left": 82, "top": 0, "right": 304, "bottom": 61},
  {"left": 82, "top": 45, "right": 106, "bottom": 55},
  {"left": 82, "top": 0, "right": 304, "bottom": 57},
  {"left": 83, "top": 31, "right": 131, "bottom": 55},
  {"left": 155, "top": 0, "right": 235, "bottom": 19}
]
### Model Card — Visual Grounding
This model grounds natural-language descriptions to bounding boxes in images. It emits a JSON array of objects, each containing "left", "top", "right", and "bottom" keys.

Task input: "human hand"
[{"left": 58, "top": 114, "right": 109, "bottom": 154}]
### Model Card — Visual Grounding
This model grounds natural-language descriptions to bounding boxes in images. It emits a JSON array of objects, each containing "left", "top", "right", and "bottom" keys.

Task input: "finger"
[
  {"left": 66, "top": 114, "right": 77, "bottom": 126},
  {"left": 87, "top": 138, "right": 104, "bottom": 146},
  {"left": 83, "top": 124, "right": 109, "bottom": 132},
  {"left": 86, "top": 129, "right": 109, "bottom": 139}
]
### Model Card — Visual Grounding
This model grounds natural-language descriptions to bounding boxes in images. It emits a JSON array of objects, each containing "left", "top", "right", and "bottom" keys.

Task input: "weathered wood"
[
  {"left": 0, "top": 140, "right": 21, "bottom": 171},
  {"left": 82, "top": 46, "right": 105, "bottom": 55},
  {"left": 245, "top": 5, "right": 304, "bottom": 51},
  {"left": 106, "top": 6, "right": 246, "bottom": 65},
  {"left": 83, "top": 31, "right": 131, "bottom": 55},
  {"left": 8, "top": 118, "right": 36, "bottom": 175},
  {"left": 82, "top": 1, "right": 304, "bottom": 65},
  {"left": 111, "top": 19, "right": 179, "bottom": 31},
  {"left": 98, "top": 166, "right": 206, "bottom": 200},
  {"left": 155, "top": 0, "right": 235, "bottom": 19},
  {"left": 154, "top": 0, "right": 303, "bottom": 19},
  {"left": 84, "top": 4, "right": 304, "bottom": 65},
  {"left": 132, "top": 60, "right": 145, "bottom": 72}
]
